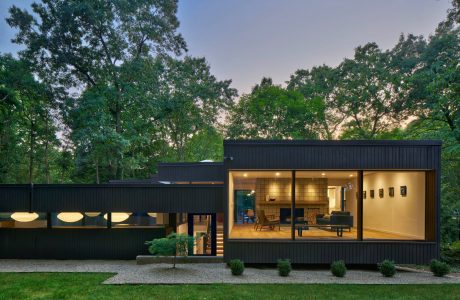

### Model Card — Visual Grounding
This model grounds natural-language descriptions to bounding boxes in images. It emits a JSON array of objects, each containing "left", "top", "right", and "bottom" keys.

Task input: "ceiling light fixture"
[
  {"left": 275, "top": 172, "right": 280, "bottom": 176},
  {"left": 104, "top": 212, "right": 130, "bottom": 223},
  {"left": 57, "top": 212, "right": 84, "bottom": 223},
  {"left": 11, "top": 212, "right": 39, "bottom": 222},
  {"left": 243, "top": 173, "right": 248, "bottom": 177},
  {"left": 321, "top": 173, "right": 326, "bottom": 176},
  {"left": 85, "top": 212, "right": 101, "bottom": 217}
]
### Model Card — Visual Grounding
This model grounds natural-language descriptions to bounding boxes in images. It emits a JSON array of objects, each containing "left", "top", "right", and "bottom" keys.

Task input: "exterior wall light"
[
  {"left": 11, "top": 212, "right": 39, "bottom": 222},
  {"left": 57, "top": 212, "right": 84, "bottom": 223}
]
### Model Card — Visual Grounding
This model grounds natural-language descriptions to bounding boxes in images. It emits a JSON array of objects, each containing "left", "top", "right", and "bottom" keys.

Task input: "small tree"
[{"left": 145, "top": 232, "right": 194, "bottom": 268}]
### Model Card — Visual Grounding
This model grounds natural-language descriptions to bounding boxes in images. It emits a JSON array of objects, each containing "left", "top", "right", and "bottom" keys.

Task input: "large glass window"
[
  {"left": 229, "top": 171, "right": 293, "bottom": 239},
  {"left": 363, "top": 171, "right": 425, "bottom": 240},
  {"left": 51, "top": 212, "right": 107, "bottom": 228},
  {"left": 295, "top": 171, "right": 357, "bottom": 240},
  {"left": 228, "top": 170, "right": 358, "bottom": 240},
  {"left": 0, "top": 212, "right": 47, "bottom": 228},
  {"left": 50, "top": 212, "right": 167, "bottom": 228},
  {"left": 111, "top": 212, "right": 167, "bottom": 228}
]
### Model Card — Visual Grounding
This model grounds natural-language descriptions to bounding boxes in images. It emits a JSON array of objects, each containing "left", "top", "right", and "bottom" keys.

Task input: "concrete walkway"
[{"left": 0, "top": 260, "right": 459, "bottom": 285}]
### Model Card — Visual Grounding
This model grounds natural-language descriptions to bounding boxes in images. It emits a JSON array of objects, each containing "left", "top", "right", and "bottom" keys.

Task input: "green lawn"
[{"left": 0, "top": 273, "right": 459, "bottom": 300}]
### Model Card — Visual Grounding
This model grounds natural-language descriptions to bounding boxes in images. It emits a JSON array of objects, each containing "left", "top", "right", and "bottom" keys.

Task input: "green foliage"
[
  {"left": 145, "top": 232, "right": 194, "bottom": 268},
  {"left": 430, "top": 259, "right": 451, "bottom": 277},
  {"left": 378, "top": 260, "right": 396, "bottom": 277},
  {"left": 277, "top": 259, "right": 292, "bottom": 277},
  {"left": 330, "top": 260, "right": 347, "bottom": 277},
  {"left": 227, "top": 79, "right": 319, "bottom": 139},
  {"left": 441, "top": 241, "right": 460, "bottom": 265},
  {"left": 0, "top": 54, "right": 64, "bottom": 184},
  {"left": 7, "top": 0, "right": 236, "bottom": 182},
  {"left": 229, "top": 259, "right": 245, "bottom": 276}
]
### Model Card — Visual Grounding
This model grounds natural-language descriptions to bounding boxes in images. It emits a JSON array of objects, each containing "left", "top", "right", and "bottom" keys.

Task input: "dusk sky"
[{"left": 0, "top": 0, "right": 452, "bottom": 94}]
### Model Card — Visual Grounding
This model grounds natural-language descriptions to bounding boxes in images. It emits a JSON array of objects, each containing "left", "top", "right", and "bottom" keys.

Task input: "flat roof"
[{"left": 224, "top": 140, "right": 442, "bottom": 146}]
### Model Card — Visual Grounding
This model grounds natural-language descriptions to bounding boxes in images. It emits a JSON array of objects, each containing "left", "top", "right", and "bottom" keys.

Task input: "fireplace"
[{"left": 279, "top": 208, "right": 304, "bottom": 224}]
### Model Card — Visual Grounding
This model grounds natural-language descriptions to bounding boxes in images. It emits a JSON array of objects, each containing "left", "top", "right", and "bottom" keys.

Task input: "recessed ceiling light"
[
  {"left": 349, "top": 174, "right": 354, "bottom": 177},
  {"left": 275, "top": 172, "right": 280, "bottom": 176},
  {"left": 321, "top": 173, "right": 326, "bottom": 176},
  {"left": 243, "top": 173, "right": 248, "bottom": 177}
]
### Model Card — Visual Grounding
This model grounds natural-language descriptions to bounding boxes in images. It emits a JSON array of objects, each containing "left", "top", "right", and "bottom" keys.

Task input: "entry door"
[{"left": 187, "top": 214, "right": 216, "bottom": 256}]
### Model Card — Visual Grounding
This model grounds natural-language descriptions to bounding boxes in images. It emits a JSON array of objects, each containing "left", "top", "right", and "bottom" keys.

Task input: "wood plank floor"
[{"left": 229, "top": 224, "right": 420, "bottom": 240}]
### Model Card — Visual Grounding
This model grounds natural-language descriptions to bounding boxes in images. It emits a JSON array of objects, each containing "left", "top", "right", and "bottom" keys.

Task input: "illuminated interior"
[{"left": 229, "top": 170, "right": 426, "bottom": 240}]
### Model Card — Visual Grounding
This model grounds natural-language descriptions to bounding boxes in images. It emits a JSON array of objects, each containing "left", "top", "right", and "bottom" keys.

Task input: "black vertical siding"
[
  {"left": 0, "top": 185, "right": 30, "bottom": 211},
  {"left": 158, "top": 162, "right": 224, "bottom": 182},
  {"left": 225, "top": 241, "right": 437, "bottom": 264},
  {"left": 223, "top": 140, "right": 440, "bottom": 170},
  {"left": 0, "top": 184, "right": 224, "bottom": 213},
  {"left": 0, "top": 228, "right": 165, "bottom": 259}
]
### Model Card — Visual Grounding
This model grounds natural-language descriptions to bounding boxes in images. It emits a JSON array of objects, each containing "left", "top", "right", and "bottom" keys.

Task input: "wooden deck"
[{"left": 229, "top": 224, "right": 420, "bottom": 240}]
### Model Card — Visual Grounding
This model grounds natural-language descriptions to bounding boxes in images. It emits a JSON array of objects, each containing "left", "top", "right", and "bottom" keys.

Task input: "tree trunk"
[
  {"left": 44, "top": 116, "right": 50, "bottom": 184},
  {"left": 95, "top": 158, "right": 100, "bottom": 184},
  {"left": 28, "top": 121, "right": 35, "bottom": 183},
  {"left": 115, "top": 102, "right": 123, "bottom": 180}
]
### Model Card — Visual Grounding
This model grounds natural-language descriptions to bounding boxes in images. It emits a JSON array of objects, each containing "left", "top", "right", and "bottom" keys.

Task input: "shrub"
[
  {"left": 441, "top": 241, "right": 460, "bottom": 265},
  {"left": 430, "top": 259, "right": 450, "bottom": 277},
  {"left": 145, "top": 232, "right": 194, "bottom": 268},
  {"left": 331, "top": 260, "right": 347, "bottom": 277},
  {"left": 277, "top": 259, "right": 292, "bottom": 277},
  {"left": 229, "top": 259, "right": 245, "bottom": 275},
  {"left": 378, "top": 260, "right": 396, "bottom": 277}
]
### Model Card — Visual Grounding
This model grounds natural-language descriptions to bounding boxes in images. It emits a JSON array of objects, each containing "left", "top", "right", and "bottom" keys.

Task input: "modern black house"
[{"left": 0, "top": 140, "right": 441, "bottom": 264}]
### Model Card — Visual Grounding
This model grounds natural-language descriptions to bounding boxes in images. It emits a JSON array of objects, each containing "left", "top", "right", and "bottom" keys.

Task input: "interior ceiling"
[{"left": 231, "top": 171, "right": 357, "bottom": 179}]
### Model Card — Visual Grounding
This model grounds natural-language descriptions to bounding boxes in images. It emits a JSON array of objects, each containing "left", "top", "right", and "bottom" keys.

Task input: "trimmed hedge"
[
  {"left": 229, "top": 259, "right": 245, "bottom": 276},
  {"left": 331, "top": 260, "right": 347, "bottom": 277}
]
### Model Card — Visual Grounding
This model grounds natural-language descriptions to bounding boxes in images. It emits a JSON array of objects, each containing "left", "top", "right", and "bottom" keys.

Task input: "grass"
[{"left": 0, "top": 273, "right": 460, "bottom": 300}]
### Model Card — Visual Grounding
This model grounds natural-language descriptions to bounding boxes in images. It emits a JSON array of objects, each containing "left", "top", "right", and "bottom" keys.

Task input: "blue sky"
[{"left": 0, "top": 0, "right": 452, "bottom": 94}]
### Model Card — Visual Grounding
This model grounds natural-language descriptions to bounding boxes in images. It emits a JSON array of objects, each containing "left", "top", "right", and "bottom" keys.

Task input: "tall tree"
[
  {"left": 7, "top": 0, "right": 187, "bottom": 179},
  {"left": 154, "top": 57, "right": 236, "bottom": 161},
  {"left": 335, "top": 43, "right": 410, "bottom": 139},
  {"left": 0, "top": 54, "right": 58, "bottom": 183},
  {"left": 227, "top": 79, "right": 320, "bottom": 139},
  {"left": 410, "top": 24, "right": 460, "bottom": 146},
  {"left": 287, "top": 65, "right": 344, "bottom": 140}
]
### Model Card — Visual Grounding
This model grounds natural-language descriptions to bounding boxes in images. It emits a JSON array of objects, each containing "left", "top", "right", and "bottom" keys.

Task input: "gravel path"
[{"left": 0, "top": 260, "right": 459, "bottom": 285}]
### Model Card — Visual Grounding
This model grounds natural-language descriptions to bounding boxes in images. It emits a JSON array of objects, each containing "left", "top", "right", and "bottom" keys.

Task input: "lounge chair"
[{"left": 255, "top": 210, "right": 280, "bottom": 231}]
